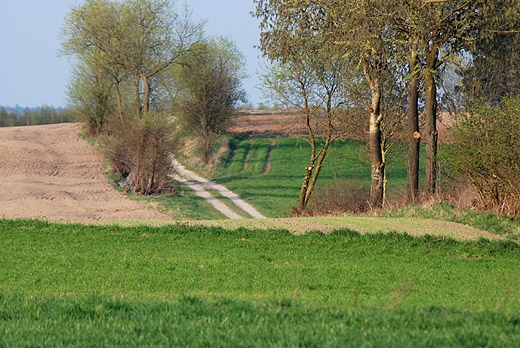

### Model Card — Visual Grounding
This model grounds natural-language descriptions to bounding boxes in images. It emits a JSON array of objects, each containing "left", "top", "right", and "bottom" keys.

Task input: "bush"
[
  {"left": 103, "top": 112, "right": 177, "bottom": 195},
  {"left": 310, "top": 178, "right": 370, "bottom": 216},
  {"left": 444, "top": 96, "right": 520, "bottom": 216}
]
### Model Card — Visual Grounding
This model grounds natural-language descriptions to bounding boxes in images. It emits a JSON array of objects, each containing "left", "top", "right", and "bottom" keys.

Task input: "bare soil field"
[
  {"left": 0, "top": 123, "right": 172, "bottom": 223},
  {"left": 230, "top": 110, "right": 307, "bottom": 138},
  {"left": 230, "top": 110, "right": 454, "bottom": 140}
]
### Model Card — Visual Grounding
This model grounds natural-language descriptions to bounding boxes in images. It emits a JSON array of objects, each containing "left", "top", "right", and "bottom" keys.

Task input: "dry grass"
[{"left": 177, "top": 215, "right": 504, "bottom": 242}]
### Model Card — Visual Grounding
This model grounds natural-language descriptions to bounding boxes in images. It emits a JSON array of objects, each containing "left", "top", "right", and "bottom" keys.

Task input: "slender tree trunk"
[
  {"left": 298, "top": 160, "right": 314, "bottom": 212},
  {"left": 407, "top": 41, "right": 421, "bottom": 203},
  {"left": 368, "top": 82, "right": 384, "bottom": 208},
  {"left": 297, "top": 90, "right": 315, "bottom": 213},
  {"left": 306, "top": 140, "right": 330, "bottom": 205},
  {"left": 147, "top": 152, "right": 158, "bottom": 194},
  {"left": 296, "top": 95, "right": 334, "bottom": 213},
  {"left": 114, "top": 81, "right": 124, "bottom": 123},
  {"left": 134, "top": 75, "right": 143, "bottom": 116},
  {"left": 141, "top": 74, "right": 150, "bottom": 114},
  {"left": 424, "top": 46, "right": 439, "bottom": 196}
]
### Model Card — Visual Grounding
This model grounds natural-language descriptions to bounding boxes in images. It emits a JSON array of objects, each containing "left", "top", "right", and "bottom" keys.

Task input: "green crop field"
[
  {"left": 211, "top": 136, "right": 419, "bottom": 217},
  {"left": 210, "top": 138, "right": 370, "bottom": 217},
  {"left": 1, "top": 219, "right": 520, "bottom": 346}
]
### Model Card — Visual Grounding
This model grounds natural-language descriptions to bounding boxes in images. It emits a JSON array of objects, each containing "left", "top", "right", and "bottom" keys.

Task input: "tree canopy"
[{"left": 255, "top": 0, "right": 520, "bottom": 209}]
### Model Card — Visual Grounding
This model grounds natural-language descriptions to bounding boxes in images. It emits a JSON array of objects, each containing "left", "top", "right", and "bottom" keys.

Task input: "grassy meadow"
[
  {"left": 209, "top": 136, "right": 421, "bottom": 217},
  {"left": 1, "top": 219, "right": 520, "bottom": 346},
  {"left": 211, "top": 137, "right": 370, "bottom": 217}
]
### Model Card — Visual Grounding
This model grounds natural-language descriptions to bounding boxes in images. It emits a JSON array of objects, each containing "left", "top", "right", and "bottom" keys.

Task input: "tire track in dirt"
[{"left": 171, "top": 159, "right": 266, "bottom": 219}]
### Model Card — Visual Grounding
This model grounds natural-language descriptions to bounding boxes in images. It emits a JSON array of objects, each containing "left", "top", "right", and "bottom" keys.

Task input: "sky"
[{"left": 0, "top": 0, "right": 265, "bottom": 108}]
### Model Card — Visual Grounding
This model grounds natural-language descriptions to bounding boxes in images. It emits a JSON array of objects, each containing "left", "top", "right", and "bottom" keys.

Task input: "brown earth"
[
  {"left": 230, "top": 109, "right": 454, "bottom": 140},
  {"left": 230, "top": 110, "right": 307, "bottom": 138},
  {"left": 0, "top": 123, "right": 172, "bottom": 223}
]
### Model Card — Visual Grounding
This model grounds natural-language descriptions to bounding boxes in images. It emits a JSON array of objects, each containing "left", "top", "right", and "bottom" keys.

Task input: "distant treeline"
[{"left": 0, "top": 106, "right": 76, "bottom": 127}]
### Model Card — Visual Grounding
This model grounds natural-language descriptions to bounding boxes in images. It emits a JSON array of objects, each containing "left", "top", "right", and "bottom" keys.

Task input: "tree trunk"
[
  {"left": 407, "top": 41, "right": 421, "bottom": 203},
  {"left": 297, "top": 91, "right": 315, "bottom": 213},
  {"left": 424, "top": 46, "right": 439, "bottom": 196},
  {"left": 296, "top": 95, "right": 334, "bottom": 213},
  {"left": 141, "top": 74, "right": 150, "bottom": 114},
  {"left": 203, "top": 130, "right": 212, "bottom": 164},
  {"left": 297, "top": 162, "right": 314, "bottom": 212},
  {"left": 114, "top": 81, "right": 124, "bottom": 124},
  {"left": 306, "top": 138, "right": 331, "bottom": 207},
  {"left": 369, "top": 84, "right": 384, "bottom": 208},
  {"left": 134, "top": 75, "right": 143, "bottom": 116}
]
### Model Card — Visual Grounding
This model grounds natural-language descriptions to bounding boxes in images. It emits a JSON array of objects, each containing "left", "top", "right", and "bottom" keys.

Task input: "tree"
[
  {"left": 0, "top": 107, "right": 13, "bottom": 127},
  {"left": 255, "top": 0, "right": 399, "bottom": 209},
  {"left": 413, "top": 0, "right": 484, "bottom": 196},
  {"left": 459, "top": 0, "right": 520, "bottom": 107},
  {"left": 262, "top": 54, "right": 354, "bottom": 213},
  {"left": 61, "top": 0, "right": 202, "bottom": 121},
  {"left": 255, "top": 1, "right": 354, "bottom": 212},
  {"left": 61, "top": 0, "right": 127, "bottom": 122},
  {"left": 67, "top": 62, "right": 114, "bottom": 136},
  {"left": 370, "top": 0, "right": 502, "bottom": 200},
  {"left": 119, "top": 0, "right": 200, "bottom": 115},
  {"left": 174, "top": 37, "right": 247, "bottom": 164},
  {"left": 61, "top": 0, "right": 202, "bottom": 194}
]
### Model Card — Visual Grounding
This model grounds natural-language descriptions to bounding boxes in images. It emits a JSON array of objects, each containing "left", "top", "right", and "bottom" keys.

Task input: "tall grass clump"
[{"left": 310, "top": 178, "right": 371, "bottom": 215}]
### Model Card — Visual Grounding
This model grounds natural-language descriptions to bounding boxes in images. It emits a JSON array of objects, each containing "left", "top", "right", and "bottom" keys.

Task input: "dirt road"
[
  {"left": 172, "top": 159, "right": 266, "bottom": 219},
  {"left": 0, "top": 123, "right": 172, "bottom": 223}
]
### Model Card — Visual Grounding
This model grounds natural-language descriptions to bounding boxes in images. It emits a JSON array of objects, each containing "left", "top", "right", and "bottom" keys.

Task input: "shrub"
[
  {"left": 310, "top": 178, "right": 370, "bottom": 216},
  {"left": 104, "top": 112, "right": 177, "bottom": 195},
  {"left": 444, "top": 96, "right": 520, "bottom": 216}
]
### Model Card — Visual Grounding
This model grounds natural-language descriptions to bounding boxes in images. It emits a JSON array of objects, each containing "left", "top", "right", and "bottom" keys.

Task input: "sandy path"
[
  {"left": 172, "top": 159, "right": 266, "bottom": 219},
  {"left": 0, "top": 123, "right": 172, "bottom": 223}
]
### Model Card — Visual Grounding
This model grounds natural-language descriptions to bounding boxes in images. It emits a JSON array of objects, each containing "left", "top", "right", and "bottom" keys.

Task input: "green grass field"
[
  {"left": 1, "top": 219, "right": 520, "bottom": 346},
  {"left": 211, "top": 136, "right": 416, "bottom": 217},
  {"left": 209, "top": 138, "right": 370, "bottom": 217}
]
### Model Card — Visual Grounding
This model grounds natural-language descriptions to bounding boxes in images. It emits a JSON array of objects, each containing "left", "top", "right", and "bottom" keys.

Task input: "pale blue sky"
[{"left": 0, "top": 0, "right": 264, "bottom": 108}]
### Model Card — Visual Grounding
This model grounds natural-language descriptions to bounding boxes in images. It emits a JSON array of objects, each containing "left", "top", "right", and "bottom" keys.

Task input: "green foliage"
[
  {"left": 445, "top": 96, "right": 520, "bottom": 215},
  {"left": 1, "top": 220, "right": 520, "bottom": 346},
  {"left": 0, "top": 106, "right": 75, "bottom": 127},
  {"left": 61, "top": 0, "right": 202, "bottom": 119},
  {"left": 174, "top": 37, "right": 247, "bottom": 163},
  {"left": 459, "top": 0, "right": 520, "bottom": 106},
  {"left": 67, "top": 62, "right": 114, "bottom": 136}
]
